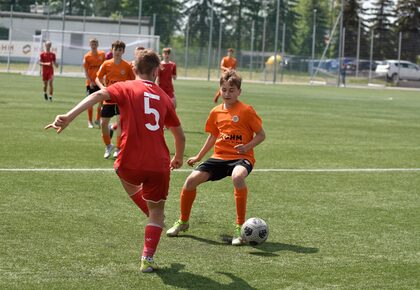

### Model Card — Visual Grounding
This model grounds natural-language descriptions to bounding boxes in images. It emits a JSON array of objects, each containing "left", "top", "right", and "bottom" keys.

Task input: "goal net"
[{"left": 26, "top": 29, "right": 160, "bottom": 76}]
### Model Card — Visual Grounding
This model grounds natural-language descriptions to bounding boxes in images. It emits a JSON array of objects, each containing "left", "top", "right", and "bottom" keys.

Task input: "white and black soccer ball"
[{"left": 241, "top": 217, "right": 269, "bottom": 245}]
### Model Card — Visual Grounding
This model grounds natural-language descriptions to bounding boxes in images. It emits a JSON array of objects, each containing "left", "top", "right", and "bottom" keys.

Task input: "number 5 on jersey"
[{"left": 144, "top": 92, "right": 160, "bottom": 131}]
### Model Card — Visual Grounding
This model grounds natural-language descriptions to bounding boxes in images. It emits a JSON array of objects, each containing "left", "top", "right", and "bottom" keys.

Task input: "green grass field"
[{"left": 0, "top": 73, "right": 419, "bottom": 289}]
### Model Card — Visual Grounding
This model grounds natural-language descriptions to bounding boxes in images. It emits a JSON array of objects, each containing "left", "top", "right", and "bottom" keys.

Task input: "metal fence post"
[{"left": 7, "top": 5, "right": 13, "bottom": 73}]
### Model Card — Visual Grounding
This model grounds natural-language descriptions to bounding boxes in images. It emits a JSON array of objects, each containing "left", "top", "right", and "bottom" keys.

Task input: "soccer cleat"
[
  {"left": 112, "top": 149, "right": 119, "bottom": 159},
  {"left": 88, "top": 121, "right": 94, "bottom": 129},
  {"left": 49, "top": 96, "right": 53, "bottom": 102},
  {"left": 104, "top": 144, "right": 114, "bottom": 159},
  {"left": 231, "top": 224, "right": 246, "bottom": 246},
  {"left": 140, "top": 257, "right": 159, "bottom": 273},
  {"left": 44, "top": 93, "right": 48, "bottom": 101},
  {"left": 166, "top": 220, "right": 189, "bottom": 237}
]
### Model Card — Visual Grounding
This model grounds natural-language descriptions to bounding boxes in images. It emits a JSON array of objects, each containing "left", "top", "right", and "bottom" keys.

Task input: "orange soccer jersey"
[
  {"left": 97, "top": 59, "right": 135, "bottom": 104},
  {"left": 221, "top": 56, "right": 237, "bottom": 71},
  {"left": 83, "top": 50, "right": 105, "bottom": 86},
  {"left": 205, "top": 101, "right": 262, "bottom": 166}
]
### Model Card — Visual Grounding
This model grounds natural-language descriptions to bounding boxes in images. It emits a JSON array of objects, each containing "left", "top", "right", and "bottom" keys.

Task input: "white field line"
[{"left": 1, "top": 168, "right": 420, "bottom": 173}]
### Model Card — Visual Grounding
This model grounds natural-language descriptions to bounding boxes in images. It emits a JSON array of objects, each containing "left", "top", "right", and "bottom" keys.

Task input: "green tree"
[
  {"left": 121, "top": 0, "right": 181, "bottom": 46},
  {"left": 369, "top": 0, "right": 396, "bottom": 60},
  {"left": 294, "top": 0, "right": 330, "bottom": 57},
  {"left": 394, "top": 0, "right": 420, "bottom": 62},
  {"left": 342, "top": 0, "right": 370, "bottom": 59},
  {"left": 0, "top": 0, "right": 33, "bottom": 12}
]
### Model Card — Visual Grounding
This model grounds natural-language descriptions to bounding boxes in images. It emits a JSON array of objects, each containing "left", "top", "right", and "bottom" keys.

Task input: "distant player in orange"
[
  {"left": 83, "top": 38, "right": 105, "bottom": 128},
  {"left": 157, "top": 47, "right": 177, "bottom": 108},
  {"left": 166, "top": 69, "right": 266, "bottom": 246},
  {"left": 214, "top": 48, "right": 237, "bottom": 103},
  {"left": 39, "top": 41, "right": 58, "bottom": 101},
  {"left": 95, "top": 40, "right": 135, "bottom": 159},
  {"left": 45, "top": 48, "right": 186, "bottom": 273}
]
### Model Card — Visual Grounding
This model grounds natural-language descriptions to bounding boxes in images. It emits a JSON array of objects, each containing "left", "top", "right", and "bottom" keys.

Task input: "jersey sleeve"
[
  {"left": 247, "top": 106, "right": 263, "bottom": 133},
  {"left": 164, "top": 104, "right": 181, "bottom": 128},
  {"left": 173, "top": 63, "right": 177, "bottom": 76},
  {"left": 96, "top": 63, "right": 106, "bottom": 81},
  {"left": 106, "top": 82, "right": 125, "bottom": 105},
  {"left": 205, "top": 110, "right": 219, "bottom": 137}
]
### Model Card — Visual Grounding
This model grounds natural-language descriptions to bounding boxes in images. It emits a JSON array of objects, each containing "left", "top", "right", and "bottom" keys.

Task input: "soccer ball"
[{"left": 241, "top": 217, "right": 269, "bottom": 245}]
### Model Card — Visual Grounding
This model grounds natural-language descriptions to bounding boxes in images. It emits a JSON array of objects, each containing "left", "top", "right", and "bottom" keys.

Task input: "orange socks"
[
  {"left": 180, "top": 188, "right": 197, "bottom": 222},
  {"left": 234, "top": 187, "right": 248, "bottom": 225}
]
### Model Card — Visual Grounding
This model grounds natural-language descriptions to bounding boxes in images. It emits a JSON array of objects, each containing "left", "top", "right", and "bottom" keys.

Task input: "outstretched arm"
[
  {"left": 169, "top": 125, "right": 186, "bottom": 169},
  {"left": 234, "top": 128, "right": 266, "bottom": 154},
  {"left": 187, "top": 134, "right": 217, "bottom": 166},
  {"left": 45, "top": 89, "right": 110, "bottom": 133}
]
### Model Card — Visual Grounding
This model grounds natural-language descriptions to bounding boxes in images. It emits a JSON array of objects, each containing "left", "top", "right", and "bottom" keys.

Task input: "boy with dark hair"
[
  {"left": 45, "top": 48, "right": 186, "bottom": 273},
  {"left": 166, "top": 70, "right": 265, "bottom": 246},
  {"left": 95, "top": 40, "right": 135, "bottom": 159}
]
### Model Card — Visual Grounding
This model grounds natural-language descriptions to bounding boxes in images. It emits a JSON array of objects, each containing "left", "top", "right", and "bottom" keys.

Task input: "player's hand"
[
  {"left": 44, "top": 114, "right": 70, "bottom": 134},
  {"left": 187, "top": 156, "right": 200, "bottom": 167},
  {"left": 170, "top": 156, "right": 183, "bottom": 170},
  {"left": 234, "top": 144, "right": 248, "bottom": 154}
]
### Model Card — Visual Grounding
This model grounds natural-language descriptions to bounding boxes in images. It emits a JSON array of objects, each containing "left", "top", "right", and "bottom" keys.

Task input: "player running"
[
  {"left": 95, "top": 40, "right": 135, "bottom": 159},
  {"left": 83, "top": 38, "right": 105, "bottom": 128},
  {"left": 39, "top": 41, "right": 58, "bottom": 101},
  {"left": 45, "top": 48, "right": 186, "bottom": 273},
  {"left": 166, "top": 69, "right": 265, "bottom": 246}
]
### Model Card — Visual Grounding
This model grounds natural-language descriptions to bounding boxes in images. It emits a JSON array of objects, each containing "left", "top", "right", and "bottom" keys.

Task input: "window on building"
[{"left": 0, "top": 27, "right": 9, "bottom": 40}]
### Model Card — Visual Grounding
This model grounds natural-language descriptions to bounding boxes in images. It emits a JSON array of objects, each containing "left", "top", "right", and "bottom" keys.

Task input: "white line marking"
[{"left": 1, "top": 168, "right": 420, "bottom": 173}]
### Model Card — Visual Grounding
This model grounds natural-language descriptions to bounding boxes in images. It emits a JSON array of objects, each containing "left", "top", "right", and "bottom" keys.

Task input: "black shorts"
[
  {"left": 101, "top": 104, "right": 119, "bottom": 118},
  {"left": 195, "top": 158, "right": 253, "bottom": 181},
  {"left": 86, "top": 85, "right": 100, "bottom": 95}
]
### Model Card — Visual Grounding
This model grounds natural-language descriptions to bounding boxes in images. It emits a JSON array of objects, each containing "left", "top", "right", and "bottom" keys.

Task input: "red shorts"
[
  {"left": 42, "top": 70, "right": 54, "bottom": 81},
  {"left": 116, "top": 167, "right": 170, "bottom": 202}
]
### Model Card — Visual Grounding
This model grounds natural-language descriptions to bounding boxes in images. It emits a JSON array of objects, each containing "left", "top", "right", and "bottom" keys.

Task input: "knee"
[{"left": 231, "top": 173, "right": 245, "bottom": 188}]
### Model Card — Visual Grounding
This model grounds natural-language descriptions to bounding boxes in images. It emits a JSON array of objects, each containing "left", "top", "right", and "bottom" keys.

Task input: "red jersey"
[
  {"left": 40, "top": 51, "right": 56, "bottom": 75},
  {"left": 107, "top": 79, "right": 181, "bottom": 172},
  {"left": 158, "top": 61, "right": 177, "bottom": 98},
  {"left": 205, "top": 101, "right": 262, "bottom": 166}
]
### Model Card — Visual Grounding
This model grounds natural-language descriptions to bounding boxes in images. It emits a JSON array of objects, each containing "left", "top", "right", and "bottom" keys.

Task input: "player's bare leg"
[
  {"left": 43, "top": 81, "right": 48, "bottom": 100},
  {"left": 101, "top": 117, "right": 114, "bottom": 158},
  {"left": 48, "top": 79, "right": 54, "bottom": 101},
  {"left": 231, "top": 165, "right": 249, "bottom": 246}
]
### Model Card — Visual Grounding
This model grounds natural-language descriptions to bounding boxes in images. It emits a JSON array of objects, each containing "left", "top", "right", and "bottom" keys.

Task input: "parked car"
[{"left": 375, "top": 60, "right": 420, "bottom": 83}]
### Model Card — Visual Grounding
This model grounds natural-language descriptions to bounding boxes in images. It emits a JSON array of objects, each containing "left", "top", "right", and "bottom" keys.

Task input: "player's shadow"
[{"left": 156, "top": 263, "right": 257, "bottom": 290}]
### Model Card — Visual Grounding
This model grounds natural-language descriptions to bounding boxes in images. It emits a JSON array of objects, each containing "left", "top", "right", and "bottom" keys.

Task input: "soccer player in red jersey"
[
  {"left": 39, "top": 41, "right": 58, "bottom": 101},
  {"left": 166, "top": 70, "right": 266, "bottom": 246},
  {"left": 83, "top": 38, "right": 105, "bottom": 128},
  {"left": 157, "top": 47, "right": 177, "bottom": 108},
  {"left": 96, "top": 40, "right": 135, "bottom": 159},
  {"left": 45, "top": 49, "right": 186, "bottom": 273}
]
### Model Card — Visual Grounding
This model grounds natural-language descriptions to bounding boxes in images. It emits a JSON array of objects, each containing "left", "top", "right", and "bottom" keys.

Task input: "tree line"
[{"left": 1, "top": 0, "right": 419, "bottom": 62}]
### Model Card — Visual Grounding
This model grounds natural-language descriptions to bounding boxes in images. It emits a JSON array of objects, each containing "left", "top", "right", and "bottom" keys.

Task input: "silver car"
[{"left": 375, "top": 60, "right": 420, "bottom": 83}]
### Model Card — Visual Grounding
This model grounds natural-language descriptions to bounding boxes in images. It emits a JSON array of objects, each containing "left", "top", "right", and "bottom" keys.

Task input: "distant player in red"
[
  {"left": 83, "top": 38, "right": 105, "bottom": 128},
  {"left": 167, "top": 70, "right": 265, "bottom": 246},
  {"left": 157, "top": 47, "right": 177, "bottom": 108},
  {"left": 39, "top": 41, "right": 58, "bottom": 101},
  {"left": 96, "top": 40, "right": 136, "bottom": 159},
  {"left": 45, "top": 49, "right": 186, "bottom": 273}
]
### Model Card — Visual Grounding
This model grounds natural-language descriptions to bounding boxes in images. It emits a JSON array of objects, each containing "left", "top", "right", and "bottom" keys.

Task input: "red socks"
[{"left": 142, "top": 224, "right": 162, "bottom": 258}]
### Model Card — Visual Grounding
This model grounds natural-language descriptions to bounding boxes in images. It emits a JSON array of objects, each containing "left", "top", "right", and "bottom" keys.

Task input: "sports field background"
[{"left": 0, "top": 73, "right": 419, "bottom": 289}]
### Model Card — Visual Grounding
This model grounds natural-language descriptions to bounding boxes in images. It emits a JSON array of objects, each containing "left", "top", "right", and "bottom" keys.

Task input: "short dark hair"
[
  {"left": 220, "top": 69, "right": 241, "bottom": 89},
  {"left": 135, "top": 49, "right": 161, "bottom": 75},
  {"left": 227, "top": 48, "right": 234, "bottom": 53},
  {"left": 111, "top": 40, "right": 125, "bottom": 51},
  {"left": 163, "top": 47, "right": 171, "bottom": 54}
]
